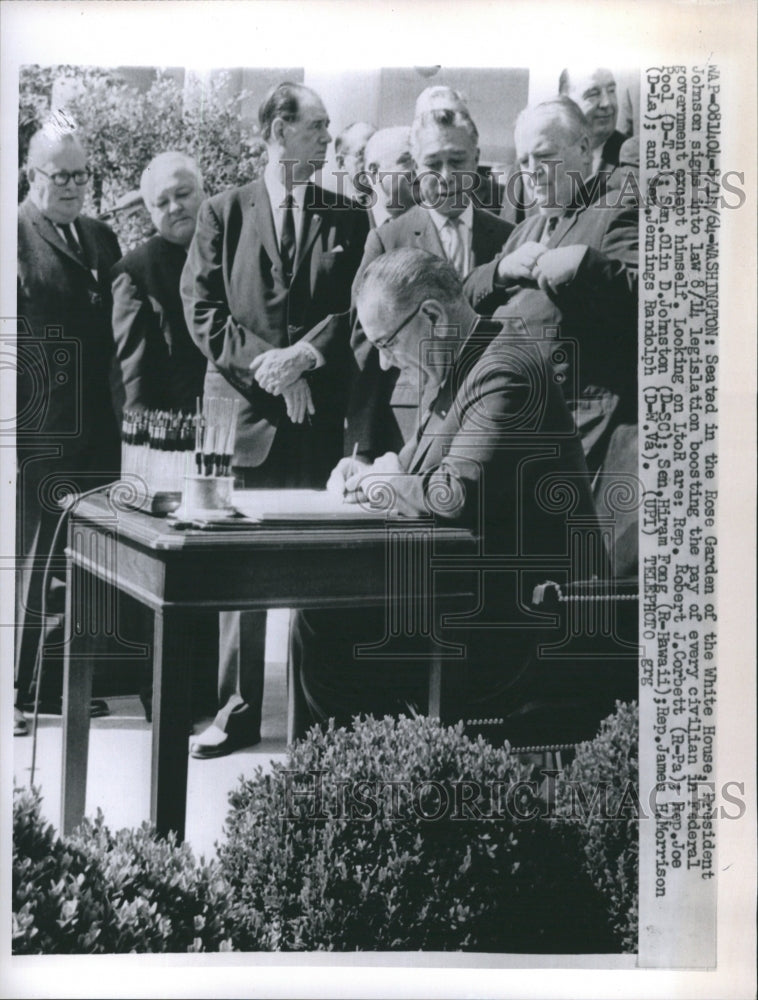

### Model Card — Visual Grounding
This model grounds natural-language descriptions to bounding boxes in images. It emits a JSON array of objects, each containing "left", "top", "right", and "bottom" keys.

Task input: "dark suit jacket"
[
  {"left": 293, "top": 319, "right": 602, "bottom": 732},
  {"left": 346, "top": 204, "right": 514, "bottom": 457},
  {"left": 181, "top": 179, "right": 369, "bottom": 472},
  {"left": 391, "top": 319, "right": 597, "bottom": 565},
  {"left": 16, "top": 200, "right": 122, "bottom": 698},
  {"left": 17, "top": 199, "right": 121, "bottom": 464},
  {"left": 464, "top": 200, "right": 638, "bottom": 464},
  {"left": 111, "top": 235, "right": 207, "bottom": 417}
]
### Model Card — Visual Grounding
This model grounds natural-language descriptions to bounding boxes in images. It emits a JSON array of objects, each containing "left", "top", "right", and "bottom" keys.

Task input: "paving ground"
[{"left": 13, "top": 610, "right": 291, "bottom": 862}]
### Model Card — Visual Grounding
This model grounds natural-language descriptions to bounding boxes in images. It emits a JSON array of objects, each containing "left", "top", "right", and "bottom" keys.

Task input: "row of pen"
[{"left": 120, "top": 397, "right": 240, "bottom": 494}]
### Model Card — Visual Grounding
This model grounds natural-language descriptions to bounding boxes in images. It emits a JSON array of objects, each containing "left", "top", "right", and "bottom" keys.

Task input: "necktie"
[
  {"left": 444, "top": 217, "right": 466, "bottom": 276},
  {"left": 60, "top": 223, "right": 87, "bottom": 266},
  {"left": 541, "top": 215, "right": 559, "bottom": 245},
  {"left": 280, "top": 193, "right": 296, "bottom": 283}
]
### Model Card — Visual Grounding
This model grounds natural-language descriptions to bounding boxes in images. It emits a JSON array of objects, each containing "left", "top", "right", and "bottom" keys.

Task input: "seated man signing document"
[{"left": 291, "top": 248, "right": 600, "bottom": 741}]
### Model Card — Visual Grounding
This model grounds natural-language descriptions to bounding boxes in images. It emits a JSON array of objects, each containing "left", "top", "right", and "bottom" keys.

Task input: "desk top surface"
[{"left": 68, "top": 489, "right": 478, "bottom": 554}]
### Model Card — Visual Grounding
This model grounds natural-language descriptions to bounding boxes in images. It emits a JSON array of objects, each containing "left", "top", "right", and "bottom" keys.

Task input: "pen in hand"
[{"left": 343, "top": 442, "right": 360, "bottom": 500}]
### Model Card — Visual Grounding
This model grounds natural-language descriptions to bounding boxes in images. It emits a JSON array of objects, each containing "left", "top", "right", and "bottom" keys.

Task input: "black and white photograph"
[{"left": 1, "top": 2, "right": 755, "bottom": 998}]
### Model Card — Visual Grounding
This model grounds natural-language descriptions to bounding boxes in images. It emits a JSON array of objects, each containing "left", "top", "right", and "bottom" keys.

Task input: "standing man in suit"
[
  {"left": 181, "top": 82, "right": 369, "bottom": 757},
  {"left": 465, "top": 98, "right": 638, "bottom": 575},
  {"left": 111, "top": 151, "right": 208, "bottom": 417},
  {"left": 16, "top": 125, "right": 122, "bottom": 735},
  {"left": 346, "top": 105, "right": 514, "bottom": 457},
  {"left": 292, "top": 249, "right": 601, "bottom": 740}
]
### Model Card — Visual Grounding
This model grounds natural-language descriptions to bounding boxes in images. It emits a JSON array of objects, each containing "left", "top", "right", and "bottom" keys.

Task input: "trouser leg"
[{"left": 213, "top": 609, "right": 266, "bottom": 740}]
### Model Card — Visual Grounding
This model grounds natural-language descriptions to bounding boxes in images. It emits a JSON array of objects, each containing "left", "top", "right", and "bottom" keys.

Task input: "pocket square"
[{"left": 330, "top": 245, "right": 345, "bottom": 253}]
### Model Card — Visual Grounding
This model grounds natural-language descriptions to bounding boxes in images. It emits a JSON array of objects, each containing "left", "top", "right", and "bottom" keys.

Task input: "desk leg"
[
  {"left": 428, "top": 654, "right": 442, "bottom": 719},
  {"left": 151, "top": 607, "right": 193, "bottom": 841},
  {"left": 61, "top": 562, "right": 94, "bottom": 835}
]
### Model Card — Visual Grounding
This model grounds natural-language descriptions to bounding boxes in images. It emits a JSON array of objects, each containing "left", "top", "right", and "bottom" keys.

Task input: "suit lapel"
[
  {"left": 411, "top": 207, "right": 445, "bottom": 256},
  {"left": 26, "top": 202, "right": 90, "bottom": 273},
  {"left": 550, "top": 207, "right": 585, "bottom": 247},
  {"left": 294, "top": 184, "right": 325, "bottom": 277},
  {"left": 250, "top": 181, "right": 282, "bottom": 270},
  {"left": 470, "top": 207, "right": 501, "bottom": 266}
]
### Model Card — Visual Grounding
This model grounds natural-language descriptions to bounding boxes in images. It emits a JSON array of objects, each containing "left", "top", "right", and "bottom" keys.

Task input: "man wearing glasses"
[
  {"left": 15, "top": 125, "right": 122, "bottom": 735},
  {"left": 291, "top": 248, "right": 604, "bottom": 741}
]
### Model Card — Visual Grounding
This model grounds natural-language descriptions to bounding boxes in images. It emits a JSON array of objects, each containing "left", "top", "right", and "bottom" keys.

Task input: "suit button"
[{"left": 440, "top": 409, "right": 447, "bottom": 417}]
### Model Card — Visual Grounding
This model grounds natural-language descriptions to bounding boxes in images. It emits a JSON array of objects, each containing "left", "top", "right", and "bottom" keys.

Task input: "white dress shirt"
[
  {"left": 428, "top": 200, "right": 474, "bottom": 277},
  {"left": 262, "top": 164, "right": 323, "bottom": 369}
]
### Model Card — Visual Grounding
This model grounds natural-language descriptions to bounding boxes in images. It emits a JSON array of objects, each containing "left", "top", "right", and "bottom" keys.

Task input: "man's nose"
[{"left": 597, "top": 87, "right": 612, "bottom": 108}]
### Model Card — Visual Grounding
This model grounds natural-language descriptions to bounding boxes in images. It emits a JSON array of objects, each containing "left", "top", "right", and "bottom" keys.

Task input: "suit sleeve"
[
  {"left": 180, "top": 198, "right": 279, "bottom": 396},
  {"left": 390, "top": 361, "right": 531, "bottom": 525},
  {"left": 349, "top": 225, "right": 389, "bottom": 364},
  {"left": 462, "top": 236, "right": 517, "bottom": 315},
  {"left": 111, "top": 267, "right": 164, "bottom": 413},
  {"left": 547, "top": 207, "right": 638, "bottom": 317}
]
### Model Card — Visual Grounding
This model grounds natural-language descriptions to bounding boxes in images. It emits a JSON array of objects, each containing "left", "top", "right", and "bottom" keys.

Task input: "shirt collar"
[
  {"left": 263, "top": 164, "right": 307, "bottom": 211},
  {"left": 428, "top": 199, "right": 474, "bottom": 234},
  {"left": 371, "top": 199, "right": 394, "bottom": 228}
]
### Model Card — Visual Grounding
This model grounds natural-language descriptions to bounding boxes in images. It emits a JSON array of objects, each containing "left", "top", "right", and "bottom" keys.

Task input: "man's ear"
[
  {"left": 420, "top": 298, "right": 446, "bottom": 326},
  {"left": 271, "top": 117, "right": 287, "bottom": 146}
]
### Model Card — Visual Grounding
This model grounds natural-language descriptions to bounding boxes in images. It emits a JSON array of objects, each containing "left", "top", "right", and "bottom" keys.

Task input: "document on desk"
[{"left": 232, "top": 489, "right": 397, "bottom": 525}]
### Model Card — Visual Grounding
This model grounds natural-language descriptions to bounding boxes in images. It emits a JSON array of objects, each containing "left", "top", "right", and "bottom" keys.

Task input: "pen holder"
[{"left": 178, "top": 474, "right": 234, "bottom": 519}]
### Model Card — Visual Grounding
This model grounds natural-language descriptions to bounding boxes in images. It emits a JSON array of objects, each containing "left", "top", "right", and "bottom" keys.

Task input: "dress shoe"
[
  {"left": 21, "top": 696, "right": 110, "bottom": 718},
  {"left": 14, "top": 708, "right": 28, "bottom": 737},
  {"left": 189, "top": 724, "right": 261, "bottom": 760}
]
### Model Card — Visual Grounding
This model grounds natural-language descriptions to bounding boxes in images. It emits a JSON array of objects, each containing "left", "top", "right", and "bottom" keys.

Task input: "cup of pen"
[{"left": 176, "top": 396, "right": 239, "bottom": 520}]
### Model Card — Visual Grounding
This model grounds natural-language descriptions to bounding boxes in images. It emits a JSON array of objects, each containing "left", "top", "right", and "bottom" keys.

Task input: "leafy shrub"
[
  {"left": 68, "top": 812, "right": 234, "bottom": 953},
  {"left": 13, "top": 786, "right": 113, "bottom": 954},
  {"left": 217, "top": 715, "right": 615, "bottom": 952},
  {"left": 554, "top": 701, "right": 639, "bottom": 951},
  {"left": 18, "top": 65, "right": 266, "bottom": 251},
  {"left": 13, "top": 787, "right": 234, "bottom": 953}
]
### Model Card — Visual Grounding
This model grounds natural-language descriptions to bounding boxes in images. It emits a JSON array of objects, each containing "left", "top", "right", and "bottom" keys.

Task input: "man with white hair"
[
  {"left": 16, "top": 124, "right": 122, "bottom": 733},
  {"left": 111, "top": 151, "right": 208, "bottom": 415},
  {"left": 358, "top": 126, "right": 415, "bottom": 228},
  {"left": 465, "top": 97, "right": 639, "bottom": 575},
  {"left": 291, "top": 248, "right": 612, "bottom": 741}
]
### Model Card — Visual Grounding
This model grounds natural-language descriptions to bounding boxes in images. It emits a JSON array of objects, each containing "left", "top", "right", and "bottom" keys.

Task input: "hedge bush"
[
  {"left": 217, "top": 715, "right": 615, "bottom": 952},
  {"left": 14, "top": 706, "right": 638, "bottom": 954},
  {"left": 554, "top": 701, "right": 639, "bottom": 951},
  {"left": 13, "top": 787, "right": 114, "bottom": 954},
  {"left": 13, "top": 787, "right": 234, "bottom": 953}
]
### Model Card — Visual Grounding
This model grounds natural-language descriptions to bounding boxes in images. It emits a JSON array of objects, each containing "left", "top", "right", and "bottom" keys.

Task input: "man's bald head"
[
  {"left": 363, "top": 127, "right": 415, "bottom": 218},
  {"left": 558, "top": 67, "right": 619, "bottom": 148}
]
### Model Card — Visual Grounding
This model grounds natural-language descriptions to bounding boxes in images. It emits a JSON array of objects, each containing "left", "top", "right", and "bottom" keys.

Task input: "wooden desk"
[{"left": 61, "top": 491, "right": 477, "bottom": 840}]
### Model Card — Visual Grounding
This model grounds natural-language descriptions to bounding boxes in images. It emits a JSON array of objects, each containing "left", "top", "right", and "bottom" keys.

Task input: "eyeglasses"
[
  {"left": 371, "top": 301, "right": 425, "bottom": 355},
  {"left": 35, "top": 166, "right": 91, "bottom": 187}
]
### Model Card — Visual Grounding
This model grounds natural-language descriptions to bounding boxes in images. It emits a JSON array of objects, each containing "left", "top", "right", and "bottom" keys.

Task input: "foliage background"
[{"left": 19, "top": 65, "right": 267, "bottom": 251}]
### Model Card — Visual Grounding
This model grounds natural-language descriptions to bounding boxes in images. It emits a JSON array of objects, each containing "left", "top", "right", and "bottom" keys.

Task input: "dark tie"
[
  {"left": 60, "top": 223, "right": 87, "bottom": 266},
  {"left": 542, "top": 215, "right": 559, "bottom": 244},
  {"left": 280, "top": 194, "right": 296, "bottom": 283}
]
